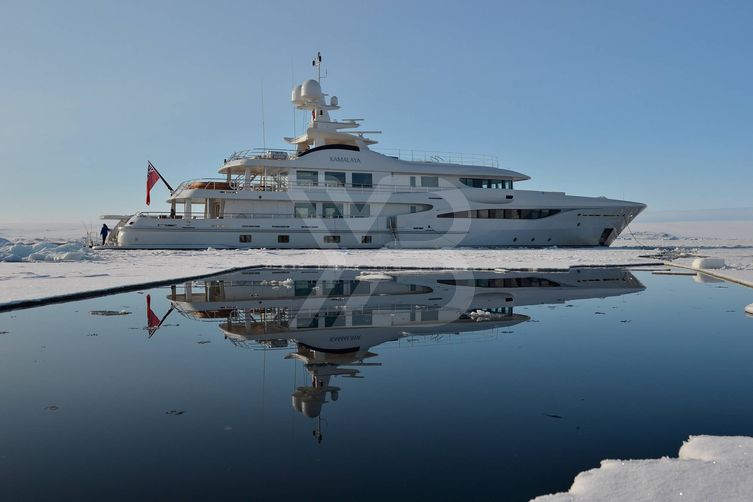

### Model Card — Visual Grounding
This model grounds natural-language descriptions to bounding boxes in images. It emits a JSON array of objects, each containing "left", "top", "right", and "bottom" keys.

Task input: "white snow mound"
[
  {"left": 533, "top": 435, "right": 753, "bottom": 502},
  {"left": 691, "top": 257, "right": 726, "bottom": 270},
  {"left": 0, "top": 239, "right": 99, "bottom": 262}
]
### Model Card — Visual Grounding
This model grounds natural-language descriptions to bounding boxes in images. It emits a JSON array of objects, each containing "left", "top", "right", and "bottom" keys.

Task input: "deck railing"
[
  {"left": 174, "top": 178, "right": 449, "bottom": 194},
  {"left": 377, "top": 149, "right": 499, "bottom": 168},
  {"left": 225, "top": 147, "right": 499, "bottom": 168},
  {"left": 136, "top": 211, "right": 385, "bottom": 220}
]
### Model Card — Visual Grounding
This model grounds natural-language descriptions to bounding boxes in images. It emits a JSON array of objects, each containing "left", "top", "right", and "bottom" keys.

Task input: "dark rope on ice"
[{"left": 623, "top": 214, "right": 649, "bottom": 248}]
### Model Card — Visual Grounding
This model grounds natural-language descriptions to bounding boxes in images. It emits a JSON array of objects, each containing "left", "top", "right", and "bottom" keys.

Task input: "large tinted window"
[
  {"left": 460, "top": 178, "right": 513, "bottom": 189},
  {"left": 324, "top": 171, "right": 346, "bottom": 186},
  {"left": 421, "top": 176, "right": 439, "bottom": 188},
  {"left": 437, "top": 209, "right": 561, "bottom": 219},
  {"left": 352, "top": 172, "right": 373, "bottom": 188},
  {"left": 439, "top": 277, "right": 560, "bottom": 288},
  {"left": 350, "top": 203, "right": 370, "bottom": 218},
  {"left": 322, "top": 203, "right": 343, "bottom": 218},
  {"left": 296, "top": 170, "right": 318, "bottom": 186},
  {"left": 294, "top": 202, "right": 316, "bottom": 218}
]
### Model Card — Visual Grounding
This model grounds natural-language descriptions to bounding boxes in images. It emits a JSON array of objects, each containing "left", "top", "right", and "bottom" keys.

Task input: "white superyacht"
[{"left": 107, "top": 56, "right": 645, "bottom": 249}]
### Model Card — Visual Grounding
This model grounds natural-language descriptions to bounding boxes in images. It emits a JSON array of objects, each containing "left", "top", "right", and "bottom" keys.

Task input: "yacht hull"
[{"left": 115, "top": 200, "right": 644, "bottom": 249}]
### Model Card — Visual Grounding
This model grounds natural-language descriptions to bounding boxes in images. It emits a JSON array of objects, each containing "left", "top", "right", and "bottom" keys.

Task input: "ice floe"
[
  {"left": 0, "top": 239, "right": 99, "bottom": 263},
  {"left": 533, "top": 435, "right": 753, "bottom": 502}
]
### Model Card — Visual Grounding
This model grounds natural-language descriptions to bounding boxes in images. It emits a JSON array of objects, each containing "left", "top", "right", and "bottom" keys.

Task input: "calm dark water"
[{"left": 1, "top": 267, "right": 752, "bottom": 501}]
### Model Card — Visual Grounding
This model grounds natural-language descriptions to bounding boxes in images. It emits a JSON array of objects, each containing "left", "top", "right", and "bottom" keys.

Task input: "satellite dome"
[
  {"left": 292, "top": 392, "right": 303, "bottom": 412},
  {"left": 291, "top": 84, "right": 303, "bottom": 104},
  {"left": 301, "top": 399, "right": 323, "bottom": 418},
  {"left": 301, "top": 79, "right": 323, "bottom": 100}
]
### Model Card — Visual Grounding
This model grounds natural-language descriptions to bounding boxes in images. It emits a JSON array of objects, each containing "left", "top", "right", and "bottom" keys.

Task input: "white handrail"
[
  {"left": 173, "top": 178, "right": 451, "bottom": 193},
  {"left": 225, "top": 146, "right": 499, "bottom": 168},
  {"left": 377, "top": 148, "right": 499, "bottom": 168}
]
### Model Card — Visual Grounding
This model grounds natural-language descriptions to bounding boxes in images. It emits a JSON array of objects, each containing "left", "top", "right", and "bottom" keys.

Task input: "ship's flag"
[
  {"left": 145, "top": 294, "right": 174, "bottom": 338},
  {"left": 146, "top": 161, "right": 161, "bottom": 205},
  {"left": 146, "top": 294, "right": 161, "bottom": 336}
]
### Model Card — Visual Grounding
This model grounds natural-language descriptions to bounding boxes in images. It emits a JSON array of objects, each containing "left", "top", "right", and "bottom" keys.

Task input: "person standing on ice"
[{"left": 100, "top": 224, "right": 110, "bottom": 245}]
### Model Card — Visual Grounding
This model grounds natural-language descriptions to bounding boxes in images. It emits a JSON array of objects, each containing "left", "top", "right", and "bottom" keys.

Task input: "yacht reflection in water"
[{"left": 165, "top": 267, "right": 643, "bottom": 441}]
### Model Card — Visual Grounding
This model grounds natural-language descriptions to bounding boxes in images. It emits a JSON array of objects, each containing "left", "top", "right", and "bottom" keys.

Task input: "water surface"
[{"left": 1, "top": 267, "right": 752, "bottom": 501}]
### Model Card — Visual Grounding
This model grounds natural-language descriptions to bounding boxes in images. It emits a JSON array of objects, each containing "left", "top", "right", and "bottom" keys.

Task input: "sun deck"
[{"left": 225, "top": 147, "right": 500, "bottom": 168}]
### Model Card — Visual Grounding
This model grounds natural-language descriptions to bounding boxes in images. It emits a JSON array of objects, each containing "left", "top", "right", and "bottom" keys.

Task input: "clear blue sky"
[{"left": 1, "top": 0, "right": 751, "bottom": 222}]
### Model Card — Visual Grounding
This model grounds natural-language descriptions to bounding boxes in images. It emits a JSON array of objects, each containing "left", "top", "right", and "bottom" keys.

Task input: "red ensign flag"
[
  {"left": 146, "top": 162, "right": 160, "bottom": 205},
  {"left": 146, "top": 294, "right": 161, "bottom": 336}
]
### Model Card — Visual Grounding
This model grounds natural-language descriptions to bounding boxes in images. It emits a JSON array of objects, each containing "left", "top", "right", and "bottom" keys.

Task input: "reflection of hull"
[
  {"left": 220, "top": 313, "right": 530, "bottom": 349},
  {"left": 162, "top": 266, "right": 645, "bottom": 431},
  {"left": 169, "top": 267, "right": 644, "bottom": 344}
]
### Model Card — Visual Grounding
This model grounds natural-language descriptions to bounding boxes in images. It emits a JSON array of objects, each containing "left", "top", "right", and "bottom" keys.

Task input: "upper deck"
[
  {"left": 226, "top": 147, "right": 500, "bottom": 168},
  {"left": 219, "top": 145, "right": 530, "bottom": 182}
]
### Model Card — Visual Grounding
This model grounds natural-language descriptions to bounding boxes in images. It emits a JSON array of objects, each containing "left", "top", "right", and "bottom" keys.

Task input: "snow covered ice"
[
  {"left": 2, "top": 219, "right": 753, "bottom": 307},
  {"left": 533, "top": 436, "right": 753, "bottom": 502},
  {"left": 0, "top": 239, "right": 99, "bottom": 263}
]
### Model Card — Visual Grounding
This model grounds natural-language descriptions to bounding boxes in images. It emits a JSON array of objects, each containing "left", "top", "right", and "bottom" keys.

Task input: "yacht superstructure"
[{"left": 107, "top": 55, "right": 645, "bottom": 249}]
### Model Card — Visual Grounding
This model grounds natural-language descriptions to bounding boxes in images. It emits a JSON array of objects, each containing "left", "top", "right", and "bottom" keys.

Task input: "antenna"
[
  {"left": 260, "top": 80, "right": 266, "bottom": 150},
  {"left": 312, "top": 51, "right": 322, "bottom": 81},
  {"left": 291, "top": 56, "right": 297, "bottom": 137}
]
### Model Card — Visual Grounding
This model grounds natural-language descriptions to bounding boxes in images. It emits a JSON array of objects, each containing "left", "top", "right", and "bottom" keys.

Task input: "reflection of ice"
[{"left": 167, "top": 267, "right": 644, "bottom": 441}]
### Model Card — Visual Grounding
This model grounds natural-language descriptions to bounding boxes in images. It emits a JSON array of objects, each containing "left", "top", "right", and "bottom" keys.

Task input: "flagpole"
[{"left": 148, "top": 161, "right": 174, "bottom": 192}]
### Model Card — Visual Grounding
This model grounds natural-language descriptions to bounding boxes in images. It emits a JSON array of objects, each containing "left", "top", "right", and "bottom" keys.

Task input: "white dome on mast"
[
  {"left": 301, "top": 79, "right": 323, "bottom": 100},
  {"left": 291, "top": 84, "right": 303, "bottom": 105},
  {"left": 285, "top": 52, "right": 381, "bottom": 150}
]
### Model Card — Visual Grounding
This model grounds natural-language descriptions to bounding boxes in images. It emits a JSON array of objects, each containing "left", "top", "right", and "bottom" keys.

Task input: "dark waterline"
[{"left": 1, "top": 267, "right": 752, "bottom": 501}]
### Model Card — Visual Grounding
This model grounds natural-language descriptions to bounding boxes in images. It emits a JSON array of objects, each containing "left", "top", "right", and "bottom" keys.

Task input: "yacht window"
[
  {"left": 296, "top": 170, "right": 318, "bottom": 186},
  {"left": 460, "top": 178, "right": 513, "bottom": 189},
  {"left": 421, "top": 310, "right": 439, "bottom": 321},
  {"left": 324, "top": 312, "right": 345, "bottom": 327},
  {"left": 324, "top": 235, "right": 341, "bottom": 243},
  {"left": 324, "top": 171, "right": 346, "bottom": 187},
  {"left": 421, "top": 176, "right": 439, "bottom": 188},
  {"left": 323, "top": 280, "right": 345, "bottom": 296},
  {"left": 350, "top": 203, "right": 370, "bottom": 218},
  {"left": 437, "top": 209, "right": 561, "bottom": 219},
  {"left": 297, "top": 314, "right": 319, "bottom": 328},
  {"left": 295, "top": 280, "right": 318, "bottom": 297},
  {"left": 239, "top": 235, "right": 252, "bottom": 243},
  {"left": 409, "top": 176, "right": 416, "bottom": 187},
  {"left": 278, "top": 235, "right": 290, "bottom": 243},
  {"left": 361, "top": 235, "right": 372, "bottom": 244},
  {"left": 410, "top": 205, "right": 417, "bottom": 213},
  {"left": 322, "top": 203, "right": 343, "bottom": 218},
  {"left": 352, "top": 310, "right": 373, "bottom": 326},
  {"left": 294, "top": 202, "right": 316, "bottom": 218},
  {"left": 352, "top": 172, "right": 373, "bottom": 188},
  {"left": 439, "top": 278, "right": 560, "bottom": 288}
]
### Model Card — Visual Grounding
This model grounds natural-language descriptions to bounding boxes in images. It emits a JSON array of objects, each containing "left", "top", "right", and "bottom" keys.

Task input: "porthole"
[
  {"left": 278, "top": 235, "right": 289, "bottom": 243},
  {"left": 513, "top": 237, "right": 517, "bottom": 242},
  {"left": 531, "top": 238, "right": 535, "bottom": 242}
]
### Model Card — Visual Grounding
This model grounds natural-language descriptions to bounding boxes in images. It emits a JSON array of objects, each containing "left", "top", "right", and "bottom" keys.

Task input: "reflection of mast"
[{"left": 289, "top": 344, "right": 381, "bottom": 443}]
